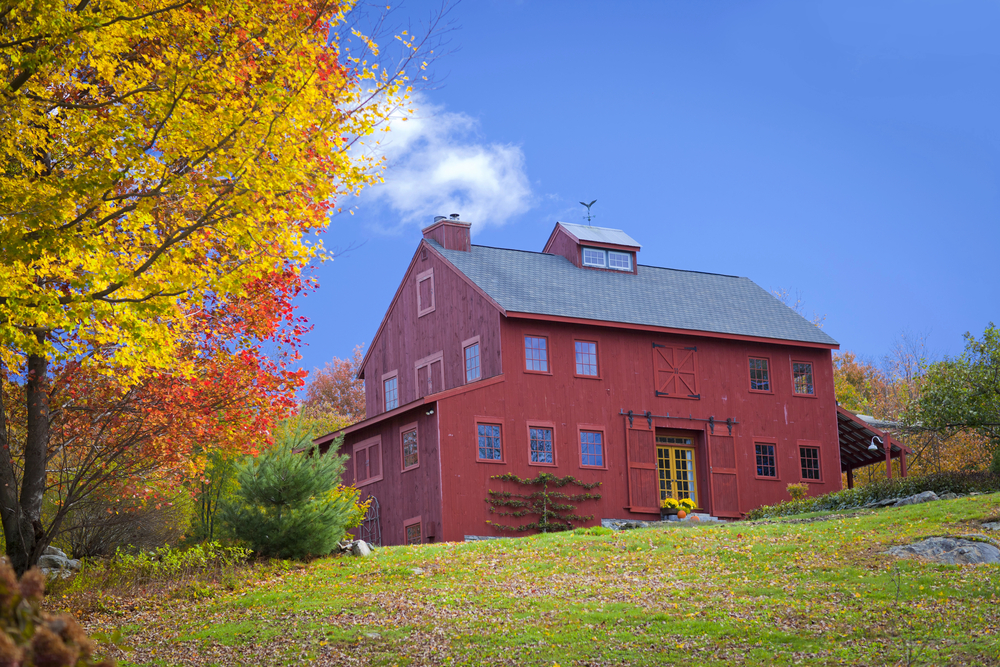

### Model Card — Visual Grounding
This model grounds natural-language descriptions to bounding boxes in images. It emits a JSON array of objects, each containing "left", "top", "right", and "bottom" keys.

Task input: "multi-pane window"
[
  {"left": 608, "top": 251, "right": 632, "bottom": 270},
  {"left": 800, "top": 447, "right": 820, "bottom": 480},
  {"left": 580, "top": 430, "right": 604, "bottom": 467},
  {"left": 755, "top": 443, "right": 777, "bottom": 477},
  {"left": 477, "top": 423, "right": 502, "bottom": 461},
  {"left": 529, "top": 427, "right": 554, "bottom": 464},
  {"left": 582, "top": 247, "right": 632, "bottom": 272},
  {"left": 464, "top": 343, "right": 481, "bottom": 382},
  {"left": 384, "top": 376, "right": 398, "bottom": 411},
  {"left": 749, "top": 357, "right": 770, "bottom": 392},
  {"left": 402, "top": 428, "right": 418, "bottom": 470},
  {"left": 656, "top": 435, "right": 697, "bottom": 504},
  {"left": 575, "top": 341, "right": 598, "bottom": 376},
  {"left": 524, "top": 336, "right": 548, "bottom": 372},
  {"left": 582, "top": 248, "right": 606, "bottom": 267},
  {"left": 793, "top": 362, "right": 814, "bottom": 395},
  {"left": 405, "top": 521, "right": 421, "bottom": 545}
]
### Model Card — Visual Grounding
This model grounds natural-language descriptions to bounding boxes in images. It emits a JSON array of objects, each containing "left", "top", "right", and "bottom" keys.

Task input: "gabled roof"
[
  {"left": 556, "top": 222, "right": 641, "bottom": 248},
  {"left": 427, "top": 241, "right": 839, "bottom": 347}
]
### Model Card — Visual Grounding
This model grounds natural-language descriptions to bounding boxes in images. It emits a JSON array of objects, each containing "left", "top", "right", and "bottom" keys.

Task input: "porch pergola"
[{"left": 838, "top": 406, "right": 910, "bottom": 489}]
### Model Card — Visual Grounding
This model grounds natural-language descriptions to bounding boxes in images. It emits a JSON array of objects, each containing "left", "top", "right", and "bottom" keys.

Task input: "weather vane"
[{"left": 580, "top": 199, "right": 597, "bottom": 223}]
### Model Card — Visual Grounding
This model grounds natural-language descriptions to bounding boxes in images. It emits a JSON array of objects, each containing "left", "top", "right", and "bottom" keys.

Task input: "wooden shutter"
[
  {"left": 707, "top": 434, "right": 740, "bottom": 517},
  {"left": 416, "top": 364, "right": 429, "bottom": 398},
  {"left": 653, "top": 345, "right": 700, "bottom": 399},
  {"left": 368, "top": 443, "right": 381, "bottom": 480},
  {"left": 417, "top": 269, "right": 435, "bottom": 316},
  {"left": 430, "top": 359, "right": 443, "bottom": 394},
  {"left": 355, "top": 447, "right": 368, "bottom": 484},
  {"left": 626, "top": 428, "right": 659, "bottom": 513}
]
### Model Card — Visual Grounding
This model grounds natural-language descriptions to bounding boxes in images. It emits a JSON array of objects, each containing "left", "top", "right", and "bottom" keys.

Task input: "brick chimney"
[{"left": 422, "top": 214, "right": 471, "bottom": 252}]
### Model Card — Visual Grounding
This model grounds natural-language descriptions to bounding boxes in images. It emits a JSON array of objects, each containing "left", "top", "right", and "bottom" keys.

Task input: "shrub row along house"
[{"left": 317, "top": 218, "right": 908, "bottom": 545}]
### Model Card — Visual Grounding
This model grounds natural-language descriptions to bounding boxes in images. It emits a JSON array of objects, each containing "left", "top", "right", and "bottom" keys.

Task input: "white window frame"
[
  {"left": 382, "top": 370, "right": 399, "bottom": 411},
  {"left": 608, "top": 250, "right": 632, "bottom": 271},
  {"left": 582, "top": 247, "right": 607, "bottom": 267}
]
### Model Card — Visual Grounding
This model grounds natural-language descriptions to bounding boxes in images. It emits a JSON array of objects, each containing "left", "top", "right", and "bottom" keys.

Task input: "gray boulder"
[
  {"left": 38, "top": 551, "right": 81, "bottom": 579},
  {"left": 867, "top": 498, "right": 903, "bottom": 508},
  {"left": 981, "top": 522, "right": 1000, "bottom": 532},
  {"left": 351, "top": 540, "right": 373, "bottom": 557},
  {"left": 887, "top": 537, "right": 1000, "bottom": 565},
  {"left": 894, "top": 491, "right": 939, "bottom": 507}
]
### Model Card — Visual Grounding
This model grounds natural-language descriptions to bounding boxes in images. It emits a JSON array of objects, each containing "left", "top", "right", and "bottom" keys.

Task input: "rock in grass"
[
  {"left": 866, "top": 498, "right": 903, "bottom": 508},
  {"left": 351, "top": 540, "right": 373, "bottom": 557},
  {"left": 981, "top": 522, "right": 1000, "bottom": 531},
  {"left": 887, "top": 537, "right": 1000, "bottom": 565},
  {"left": 894, "top": 491, "right": 940, "bottom": 507}
]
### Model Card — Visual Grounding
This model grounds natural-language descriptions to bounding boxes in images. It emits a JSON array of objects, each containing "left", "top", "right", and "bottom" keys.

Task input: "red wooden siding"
[
  {"left": 341, "top": 404, "right": 443, "bottom": 544},
  {"left": 422, "top": 220, "right": 472, "bottom": 251},
  {"left": 542, "top": 225, "right": 582, "bottom": 267},
  {"left": 363, "top": 245, "right": 503, "bottom": 418},
  {"left": 428, "top": 317, "right": 839, "bottom": 542}
]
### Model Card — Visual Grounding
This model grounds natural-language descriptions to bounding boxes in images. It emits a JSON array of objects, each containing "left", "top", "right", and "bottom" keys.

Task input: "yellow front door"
[{"left": 656, "top": 435, "right": 697, "bottom": 506}]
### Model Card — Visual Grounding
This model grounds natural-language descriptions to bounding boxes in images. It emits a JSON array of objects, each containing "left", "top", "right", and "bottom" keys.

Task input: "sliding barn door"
[
  {"left": 626, "top": 428, "right": 659, "bottom": 513},
  {"left": 707, "top": 434, "right": 741, "bottom": 518}
]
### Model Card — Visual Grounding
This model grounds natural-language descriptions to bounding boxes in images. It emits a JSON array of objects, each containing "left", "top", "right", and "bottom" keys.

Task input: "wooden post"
[
  {"left": 847, "top": 467, "right": 854, "bottom": 489},
  {"left": 884, "top": 433, "right": 892, "bottom": 480}
]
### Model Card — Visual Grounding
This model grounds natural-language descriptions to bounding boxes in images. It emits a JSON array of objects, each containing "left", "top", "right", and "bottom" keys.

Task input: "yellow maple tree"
[{"left": 0, "top": 0, "right": 432, "bottom": 573}]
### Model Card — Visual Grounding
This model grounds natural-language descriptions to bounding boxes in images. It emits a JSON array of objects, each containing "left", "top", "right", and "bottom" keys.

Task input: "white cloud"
[{"left": 363, "top": 94, "right": 533, "bottom": 231}]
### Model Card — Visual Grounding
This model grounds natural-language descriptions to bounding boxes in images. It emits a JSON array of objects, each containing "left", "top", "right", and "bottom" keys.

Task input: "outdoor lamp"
[{"left": 868, "top": 435, "right": 883, "bottom": 452}]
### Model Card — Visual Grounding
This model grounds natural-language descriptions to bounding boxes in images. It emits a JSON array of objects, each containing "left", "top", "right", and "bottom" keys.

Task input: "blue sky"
[{"left": 295, "top": 0, "right": 999, "bottom": 377}]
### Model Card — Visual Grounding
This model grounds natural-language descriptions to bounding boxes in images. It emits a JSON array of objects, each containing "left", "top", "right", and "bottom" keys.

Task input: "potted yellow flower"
[
  {"left": 660, "top": 497, "right": 679, "bottom": 521},
  {"left": 677, "top": 498, "right": 696, "bottom": 519}
]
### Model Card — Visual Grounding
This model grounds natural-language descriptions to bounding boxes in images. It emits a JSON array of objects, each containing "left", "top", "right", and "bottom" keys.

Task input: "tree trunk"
[{"left": 0, "top": 352, "right": 51, "bottom": 575}]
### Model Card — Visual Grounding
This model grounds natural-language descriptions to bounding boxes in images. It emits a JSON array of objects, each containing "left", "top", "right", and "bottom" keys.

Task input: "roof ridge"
[{"left": 464, "top": 243, "right": 741, "bottom": 279}]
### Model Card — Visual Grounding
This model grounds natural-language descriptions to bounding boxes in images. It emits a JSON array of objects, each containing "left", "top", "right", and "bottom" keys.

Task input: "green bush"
[
  {"left": 219, "top": 425, "right": 363, "bottom": 559},
  {"left": 745, "top": 471, "right": 1000, "bottom": 520},
  {"left": 57, "top": 541, "right": 251, "bottom": 597}
]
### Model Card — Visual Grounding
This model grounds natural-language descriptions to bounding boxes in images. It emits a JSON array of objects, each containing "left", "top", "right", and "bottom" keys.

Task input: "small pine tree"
[{"left": 220, "top": 422, "right": 363, "bottom": 559}]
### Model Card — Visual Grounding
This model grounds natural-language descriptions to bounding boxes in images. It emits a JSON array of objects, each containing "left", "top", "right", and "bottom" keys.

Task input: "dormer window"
[
  {"left": 608, "top": 251, "right": 632, "bottom": 270},
  {"left": 582, "top": 248, "right": 606, "bottom": 267},
  {"left": 582, "top": 247, "right": 632, "bottom": 271}
]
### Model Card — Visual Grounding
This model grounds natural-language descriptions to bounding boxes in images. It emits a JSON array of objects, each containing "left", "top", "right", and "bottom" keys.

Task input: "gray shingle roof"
[
  {"left": 557, "top": 222, "right": 641, "bottom": 248},
  {"left": 430, "top": 242, "right": 838, "bottom": 346}
]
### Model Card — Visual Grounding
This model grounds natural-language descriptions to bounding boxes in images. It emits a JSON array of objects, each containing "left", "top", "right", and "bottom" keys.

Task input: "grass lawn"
[{"left": 58, "top": 494, "right": 1000, "bottom": 666}]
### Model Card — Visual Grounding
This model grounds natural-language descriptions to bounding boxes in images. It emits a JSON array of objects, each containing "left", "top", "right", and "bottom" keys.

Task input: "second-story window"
[
  {"left": 384, "top": 375, "right": 398, "bottom": 411},
  {"left": 749, "top": 357, "right": 771, "bottom": 392},
  {"left": 575, "top": 341, "right": 598, "bottom": 376},
  {"left": 524, "top": 336, "right": 548, "bottom": 372},
  {"left": 465, "top": 342, "right": 481, "bottom": 382},
  {"left": 793, "top": 361, "right": 814, "bottom": 395}
]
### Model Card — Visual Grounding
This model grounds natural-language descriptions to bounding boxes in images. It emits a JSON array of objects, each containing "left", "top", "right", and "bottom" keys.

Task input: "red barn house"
[{"left": 317, "top": 218, "right": 907, "bottom": 545}]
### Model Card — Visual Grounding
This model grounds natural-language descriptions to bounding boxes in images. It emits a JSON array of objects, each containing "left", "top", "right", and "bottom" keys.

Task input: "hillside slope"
[{"left": 77, "top": 495, "right": 1000, "bottom": 666}]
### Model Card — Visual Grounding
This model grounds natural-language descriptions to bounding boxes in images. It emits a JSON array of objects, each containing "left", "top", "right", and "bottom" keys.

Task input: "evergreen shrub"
[
  {"left": 745, "top": 471, "right": 1000, "bottom": 520},
  {"left": 220, "top": 427, "right": 366, "bottom": 559}
]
